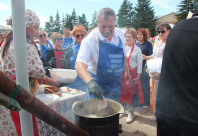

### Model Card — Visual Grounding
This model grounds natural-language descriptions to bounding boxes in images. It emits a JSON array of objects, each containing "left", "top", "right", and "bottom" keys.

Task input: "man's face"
[
  {"left": 63, "top": 30, "right": 71, "bottom": 39},
  {"left": 97, "top": 15, "right": 115, "bottom": 40}
]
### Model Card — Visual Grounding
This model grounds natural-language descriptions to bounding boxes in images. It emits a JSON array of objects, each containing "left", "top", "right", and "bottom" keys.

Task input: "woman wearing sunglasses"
[
  {"left": 37, "top": 30, "right": 53, "bottom": 66},
  {"left": 143, "top": 23, "right": 171, "bottom": 121},
  {"left": 66, "top": 25, "right": 87, "bottom": 92},
  {"left": 45, "top": 32, "right": 66, "bottom": 69}
]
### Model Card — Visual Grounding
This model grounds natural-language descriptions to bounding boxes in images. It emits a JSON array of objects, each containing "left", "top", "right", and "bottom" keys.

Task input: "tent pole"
[{"left": 11, "top": 0, "right": 34, "bottom": 135}]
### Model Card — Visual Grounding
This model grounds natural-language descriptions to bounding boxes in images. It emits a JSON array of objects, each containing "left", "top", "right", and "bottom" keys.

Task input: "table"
[{"left": 35, "top": 88, "right": 86, "bottom": 136}]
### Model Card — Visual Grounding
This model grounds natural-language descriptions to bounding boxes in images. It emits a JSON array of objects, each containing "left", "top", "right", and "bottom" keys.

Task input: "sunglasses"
[
  {"left": 158, "top": 30, "right": 166, "bottom": 34},
  {"left": 55, "top": 38, "right": 63, "bottom": 41},
  {"left": 76, "top": 34, "right": 85, "bottom": 38},
  {"left": 39, "top": 34, "right": 46, "bottom": 38}
]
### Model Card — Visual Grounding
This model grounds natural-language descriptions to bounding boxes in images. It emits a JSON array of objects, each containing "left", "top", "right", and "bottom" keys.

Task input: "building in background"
[{"left": 155, "top": 12, "right": 178, "bottom": 29}]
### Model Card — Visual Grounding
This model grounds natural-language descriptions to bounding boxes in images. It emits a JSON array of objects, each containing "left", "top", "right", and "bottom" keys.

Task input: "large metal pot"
[{"left": 72, "top": 99, "right": 124, "bottom": 136}]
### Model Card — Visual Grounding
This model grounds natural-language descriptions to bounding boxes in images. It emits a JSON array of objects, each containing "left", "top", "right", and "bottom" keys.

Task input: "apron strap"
[{"left": 127, "top": 43, "right": 135, "bottom": 64}]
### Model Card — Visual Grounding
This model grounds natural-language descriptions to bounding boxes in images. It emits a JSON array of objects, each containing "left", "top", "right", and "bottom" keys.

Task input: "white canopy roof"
[{"left": 0, "top": 25, "right": 12, "bottom": 30}]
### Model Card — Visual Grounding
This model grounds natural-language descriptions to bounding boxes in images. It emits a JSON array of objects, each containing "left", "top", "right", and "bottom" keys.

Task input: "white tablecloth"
[{"left": 35, "top": 88, "right": 86, "bottom": 136}]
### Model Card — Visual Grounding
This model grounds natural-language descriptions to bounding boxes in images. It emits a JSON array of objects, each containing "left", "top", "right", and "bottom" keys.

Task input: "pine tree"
[
  {"left": 195, "top": 0, "right": 198, "bottom": 9},
  {"left": 64, "top": 14, "right": 73, "bottom": 30},
  {"left": 71, "top": 9, "right": 79, "bottom": 27},
  {"left": 134, "top": 0, "right": 156, "bottom": 36},
  {"left": 53, "top": 10, "right": 61, "bottom": 33},
  {"left": 176, "top": 0, "right": 196, "bottom": 22},
  {"left": 79, "top": 13, "right": 89, "bottom": 30},
  {"left": 44, "top": 15, "right": 55, "bottom": 33},
  {"left": 60, "top": 14, "right": 66, "bottom": 34},
  {"left": 90, "top": 11, "right": 97, "bottom": 29},
  {"left": 117, "top": 0, "right": 134, "bottom": 28}
]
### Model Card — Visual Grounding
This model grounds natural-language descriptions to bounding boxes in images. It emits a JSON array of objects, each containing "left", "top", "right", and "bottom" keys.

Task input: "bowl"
[{"left": 49, "top": 68, "right": 77, "bottom": 83}]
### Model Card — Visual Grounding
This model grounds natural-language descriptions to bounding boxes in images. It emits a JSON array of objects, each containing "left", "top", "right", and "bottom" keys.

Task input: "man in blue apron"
[{"left": 75, "top": 8, "right": 131, "bottom": 101}]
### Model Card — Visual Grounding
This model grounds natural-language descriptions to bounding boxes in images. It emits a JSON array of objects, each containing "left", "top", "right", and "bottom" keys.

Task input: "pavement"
[{"left": 119, "top": 106, "right": 157, "bottom": 136}]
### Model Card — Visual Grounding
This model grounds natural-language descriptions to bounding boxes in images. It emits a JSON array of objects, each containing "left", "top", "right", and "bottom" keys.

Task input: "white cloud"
[
  {"left": 151, "top": 0, "right": 173, "bottom": 10},
  {"left": 0, "top": 3, "right": 9, "bottom": 10},
  {"left": 38, "top": 15, "right": 49, "bottom": 28}
]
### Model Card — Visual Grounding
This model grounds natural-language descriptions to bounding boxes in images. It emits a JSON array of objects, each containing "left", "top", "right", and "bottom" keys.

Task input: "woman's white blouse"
[{"left": 126, "top": 45, "right": 142, "bottom": 73}]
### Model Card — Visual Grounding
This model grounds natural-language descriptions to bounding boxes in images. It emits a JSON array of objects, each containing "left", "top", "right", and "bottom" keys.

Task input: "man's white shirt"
[{"left": 76, "top": 28, "right": 126, "bottom": 75}]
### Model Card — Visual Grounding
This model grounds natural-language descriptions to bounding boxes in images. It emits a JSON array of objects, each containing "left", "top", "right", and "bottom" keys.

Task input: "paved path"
[{"left": 119, "top": 107, "right": 157, "bottom": 136}]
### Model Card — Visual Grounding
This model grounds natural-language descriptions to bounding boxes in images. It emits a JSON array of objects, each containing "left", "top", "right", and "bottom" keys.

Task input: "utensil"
[{"left": 45, "top": 88, "right": 62, "bottom": 96}]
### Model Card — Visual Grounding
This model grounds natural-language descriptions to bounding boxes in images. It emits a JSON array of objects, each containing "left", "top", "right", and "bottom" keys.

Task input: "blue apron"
[
  {"left": 86, "top": 37, "right": 124, "bottom": 101},
  {"left": 67, "top": 42, "right": 87, "bottom": 91}
]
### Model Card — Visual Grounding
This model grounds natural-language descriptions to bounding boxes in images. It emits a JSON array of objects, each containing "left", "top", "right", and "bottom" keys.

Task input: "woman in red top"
[{"left": 45, "top": 32, "right": 73, "bottom": 75}]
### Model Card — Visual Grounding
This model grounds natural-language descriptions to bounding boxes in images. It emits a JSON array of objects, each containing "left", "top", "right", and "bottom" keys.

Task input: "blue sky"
[{"left": 0, "top": 0, "right": 180, "bottom": 28}]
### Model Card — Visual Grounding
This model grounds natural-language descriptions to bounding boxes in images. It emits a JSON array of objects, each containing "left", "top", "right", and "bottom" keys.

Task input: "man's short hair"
[
  {"left": 63, "top": 28, "right": 70, "bottom": 32},
  {"left": 96, "top": 8, "right": 116, "bottom": 22}
]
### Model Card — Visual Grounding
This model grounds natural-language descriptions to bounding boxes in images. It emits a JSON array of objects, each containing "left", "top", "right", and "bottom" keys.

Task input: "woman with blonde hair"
[
  {"left": 120, "top": 28, "right": 144, "bottom": 123},
  {"left": 45, "top": 32, "right": 74, "bottom": 69}
]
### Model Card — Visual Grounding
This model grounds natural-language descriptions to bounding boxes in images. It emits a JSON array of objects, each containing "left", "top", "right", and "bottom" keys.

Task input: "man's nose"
[{"left": 104, "top": 27, "right": 110, "bottom": 32}]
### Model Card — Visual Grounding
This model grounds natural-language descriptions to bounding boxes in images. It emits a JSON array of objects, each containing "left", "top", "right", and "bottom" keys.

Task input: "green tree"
[
  {"left": 53, "top": 10, "right": 61, "bottom": 33},
  {"left": 44, "top": 15, "right": 55, "bottom": 33},
  {"left": 61, "top": 13, "right": 66, "bottom": 34},
  {"left": 134, "top": 0, "right": 156, "bottom": 36},
  {"left": 176, "top": 0, "right": 196, "bottom": 22},
  {"left": 117, "top": 0, "right": 134, "bottom": 28},
  {"left": 71, "top": 9, "right": 78, "bottom": 26},
  {"left": 79, "top": 13, "right": 89, "bottom": 30},
  {"left": 64, "top": 14, "right": 73, "bottom": 30},
  {"left": 63, "top": 9, "right": 78, "bottom": 30},
  {"left": 90, "top": 10, "right": 97, "bottom": 29}
]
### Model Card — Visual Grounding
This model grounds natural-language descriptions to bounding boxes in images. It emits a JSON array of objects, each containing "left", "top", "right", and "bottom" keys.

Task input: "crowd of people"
[{"left": 0, "top": 7, "right": 197, "bottom": 136}]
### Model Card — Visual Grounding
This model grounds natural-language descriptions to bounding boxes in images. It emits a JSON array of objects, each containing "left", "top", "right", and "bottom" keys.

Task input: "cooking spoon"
[{"left": 45, "top": 88, "right": 62, "bottom": 96}]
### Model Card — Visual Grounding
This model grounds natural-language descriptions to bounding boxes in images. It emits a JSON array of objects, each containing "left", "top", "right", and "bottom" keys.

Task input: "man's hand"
[{"left": 87, "top": 79, "right": 103, "bottom": 100}]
